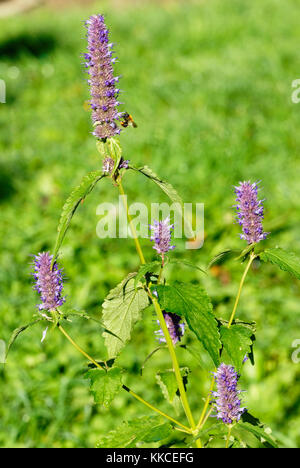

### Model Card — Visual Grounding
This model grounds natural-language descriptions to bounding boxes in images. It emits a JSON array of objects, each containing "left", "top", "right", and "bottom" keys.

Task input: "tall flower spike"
[
  {"left": 149, "top": 217, "right": 175, "bottom": 255},
  {"left": 234, "top": 181, "right": 268, "bottom": 244},
  {"left": 155, "top": 312, "right": 185, "bottom": 346},
  {"left": 33, "top": 252, "right": 65, "bottom": 311},
  {"left": 212, "top": 363, "right": 246, "bottom": 424},
  {"left": 84, "top": 15, "right": 121, "bottom": 140}
]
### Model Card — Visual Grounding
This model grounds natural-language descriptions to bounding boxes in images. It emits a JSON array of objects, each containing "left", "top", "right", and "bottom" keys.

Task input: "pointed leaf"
[
  {"left": 260, "top": 247, "right": 300, "bottom": 280},
  {"left": 154, "top": 282, "right": 221, "bottom": 367},
  {"left": 235, "top": 412, "right": 278, "bottom": 448},
  {"left": 96, "top": 416, "right": 172, "bottom": 448},
  {"left": 220, "top": 325, "right": 254, "bottom": 371},
  {"left": 6, "top": 318, "right": 44, "bottom": 358},
  {"left": 208, "top": 249, "right": 237, "bottom": 268},
  {"left": 102, "top": 275, "right": 149, "bottom": 358},
  {"left": 131, "top": 165, "right": 194, "bottom": 238},
  {"left": 84, "top": 367, "right": 123, "bottom": 408},
  {"left": 52, "top": 171, "right": 104, "bottom": 262},
  {"left": 167, "top": 259, "right": 206, "bottom": 274}
]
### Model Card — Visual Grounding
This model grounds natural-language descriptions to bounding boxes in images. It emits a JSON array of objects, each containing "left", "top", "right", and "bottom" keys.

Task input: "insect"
[{"left": 120, "top": 112, "right": 138, "bottom": 128}]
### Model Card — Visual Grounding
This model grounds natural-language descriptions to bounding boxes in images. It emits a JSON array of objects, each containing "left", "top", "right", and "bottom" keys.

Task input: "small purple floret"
[
  {"left": 212, "top": 363, "right": 246, "bottom": 424},
  {"left": 234, "top": 181, "right": 269, "bottom": 244},
  {"left": 102, "top": 156, "right": 130, "bottom": 174},
  {"left": 84, "top": 15, "right": 121, "bottom": 139},
  {"left": 33, "top": 252, "right": 65, "bottom": 311},
  {"left": 149, "top": 217, "right": 175, "bottom": 255},
  {"left": 155, "top": 312, "right": 185, "bottom": 346}
]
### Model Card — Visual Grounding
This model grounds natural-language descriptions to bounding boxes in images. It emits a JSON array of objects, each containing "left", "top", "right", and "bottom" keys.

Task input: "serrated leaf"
[
  {"left": 52, "top": 171, "right": 104, "bottom": 262},
  {"left": 220, "top": 325, "right": 254, "bottom": 371},
  {"left": 134, "top": 165, "right": 183, "bottom": 204},
  {"left": 6, "top": 318, "right": 44, "bottom": 358},
  {"left": 156, "top": 367, "right": 189, "bottom": 403},
  {"left": 260, "top": 247, "right": 300, "bottom": 280},
  {"left": 218, "top": 318, "right": 256, "bottom": 333},
  {"left": 134, "top": 261, "right": 161, "bottom": 289},
  {"left": 96, "top": 416, "right": 172, "bottom": 448},
  {"left": 235, "top": 412, "right": 278, "bottom": 448},
  {"left": 102, "top": 275, "right": 149, "bottom": 358},
  {"left": 154, "top": 282, "right": 221, "bottom": 367},
  {"left": 84, "top": 367, "right": 123, "bottom": 407}
]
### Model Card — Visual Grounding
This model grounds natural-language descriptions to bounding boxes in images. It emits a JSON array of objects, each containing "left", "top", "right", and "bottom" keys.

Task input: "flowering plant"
[{"left": 8, "top": 14, "right": 300, "bottom": 449}]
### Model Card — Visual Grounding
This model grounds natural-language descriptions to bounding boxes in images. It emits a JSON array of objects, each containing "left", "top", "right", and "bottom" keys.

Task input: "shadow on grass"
[{"left": 0, "top": 31, "right": 57, "bottom": 59}]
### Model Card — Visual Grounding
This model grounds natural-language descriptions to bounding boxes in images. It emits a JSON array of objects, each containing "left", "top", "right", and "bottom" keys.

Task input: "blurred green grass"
[{"left": 0, "top": 0, "right": 300, "bottom": 447}]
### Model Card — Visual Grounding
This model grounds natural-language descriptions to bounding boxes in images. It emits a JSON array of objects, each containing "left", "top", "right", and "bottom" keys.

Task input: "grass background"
[{"left": 0, "top": 0, "right": 300, "bottom": 447}]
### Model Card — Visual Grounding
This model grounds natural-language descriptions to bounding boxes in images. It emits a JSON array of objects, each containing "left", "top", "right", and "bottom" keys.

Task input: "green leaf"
[
  {"left": 131, "top": 165, "right": 194, "bottom": 238},
  {"left": 220, "top": 325, "right": 254, "bottom": 371},
  {"left": 6, "top": 318, "right": 44, "bottom": 359},
  {"left": 156, "top": 367, "right": 190, "bottom": 403},
  {"left": 235, "top": 412, "right": 278, "bottom": 448},
  {"left": 208, "top": 249, "right": 238, "bottom": 268},
  {"left": 154, "top": 282, "right": 221, "bottom": 367},
  {"left": 134, "top": 261, "right": 161, "bottom": 289},
  {"left": 260, "top": 247, "right": 300, "bottom": 280},
  {"left": 167, "top": 259, "right": 206, "bottom": 274},
  {"left": 52, "top": 171, "right": 104, "bottom": 262},
  {"left": 102, "top": 275, "right": 149, "bottom": 358},
  {"left": 84, "top": 367, "right": 123, "bottom": 408},
  {"left": 134, "top": 165, "right": 183, "bottom": 204},
  {"left": 96, "top": 416, "right": 173, "bottom": 448}
]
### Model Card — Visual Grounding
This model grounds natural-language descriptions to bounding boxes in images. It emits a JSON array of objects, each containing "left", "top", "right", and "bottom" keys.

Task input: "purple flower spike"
[
  {"left": 33, "top": 252, "right": 65, "bottom": 312},
  {"left": 155, "top": 312, "right": 185, "bottom": 346},
  {"left": 212, "top": 363, "right": 246, "bottom": 424},
  {"left": 84, "top": 15, "right": 121, "bottom": 140},
  {"left": 234, "top": 181, "right": 269, "bottom": 244},
  {"left": 149, "top": 217, "right": 175, "bottom": 255}
]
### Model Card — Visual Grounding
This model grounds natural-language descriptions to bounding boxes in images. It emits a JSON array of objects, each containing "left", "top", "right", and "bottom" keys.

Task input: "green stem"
[
  {"left": 118, "top": 179, "right": 146, "bottom": 265},
  {"left": 197, "top": 250, "right": 256, "bottom": 430},
  {"left": 118, "top": 179, "right": 201, "bottom": 447},
  {"left": 227, "top": 251, "right": 256, "bottom": 328},
  {"left": 122, "top": 385, "right": 191, "bottom": 433},
  {"left": 57, "top": 324, "right": 190, "bottom": 432},
  {"left": 225, "top": 425, "right": 232, "bottom": 448},
  {"left": 150, "top": 292, "right": 201, "bottom": 447}
]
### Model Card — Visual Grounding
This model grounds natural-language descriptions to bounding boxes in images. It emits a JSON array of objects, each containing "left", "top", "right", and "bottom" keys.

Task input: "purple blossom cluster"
[
  {"left": 33, "top": 252, "right": 65, "bottom": 312},
  {"left": 212, "top": 363, "right": 246, "bottom": 424},
  {"left": 149, "top": 217, "right": 175, "bottom": 255},
  {"left": 155, "top": 312, "right": 185, "bottom": 346},
  {"left": 234, "top": 181, "right": 268, "bottom": 244},
  {"left": 84, "top": 15, "right": 121, "bottom": 140}
]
